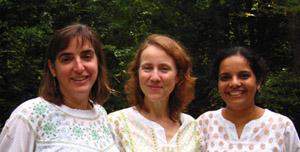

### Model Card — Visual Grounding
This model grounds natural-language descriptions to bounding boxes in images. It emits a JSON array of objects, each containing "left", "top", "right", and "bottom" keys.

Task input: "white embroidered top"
[
  {"left": 108, "top": 107, "right": 203, "bottom": 152},
  {"left": 196, "top": 108, "right": 300, "bottom": 152},
  {"left": 0, "top": 97, "right": 119, "bottom": 152}
]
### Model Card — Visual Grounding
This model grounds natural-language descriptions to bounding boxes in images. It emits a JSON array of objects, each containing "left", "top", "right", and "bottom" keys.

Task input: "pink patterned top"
[{"left": 196, "top": 108, "right": 300, "bottom": 152}]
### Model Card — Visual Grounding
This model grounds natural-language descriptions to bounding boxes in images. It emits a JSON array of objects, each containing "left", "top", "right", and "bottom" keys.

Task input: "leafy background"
[{"left": 0, "top": 0, "right": 299, "bottom": 134}]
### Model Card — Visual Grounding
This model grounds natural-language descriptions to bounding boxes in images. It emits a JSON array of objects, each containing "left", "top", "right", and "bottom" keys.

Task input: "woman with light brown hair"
[
  {"left": 0, "top": 23, "right": 119, "bottom": 152},
  {"left": 108, "top": 34, "right": 203, "bottom": 152}
]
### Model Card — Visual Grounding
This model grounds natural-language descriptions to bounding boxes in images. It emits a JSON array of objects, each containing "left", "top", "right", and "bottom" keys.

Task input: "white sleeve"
[
  {"left": 0, "top": 116, "right": 35, "bottom": 152},
  {"left": 284, "top": 120, "right": 300, "bottom": 152},
  {"left": 107, "top": 115, "right": 126, "bottom": 152}
]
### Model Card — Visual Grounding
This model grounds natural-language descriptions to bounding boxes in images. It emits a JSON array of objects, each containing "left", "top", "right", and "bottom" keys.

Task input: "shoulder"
[
  {"left": 263, "top": 109, "right": 295, "bottom": 127},
  {"left": 180, "top": 113, "right": 195, "bottom": 122},
  {"left": 5, "top": 97, "right": 54, "bottom": 132},
  {"left": 93, "top": 103, "right": 108, "bottom": 115},
  {"left": 107, "top": 107, "right": 133, "bottom": 131},
  {"left": 11, "top": 97, "right": 52, "bottom": 117},
  {"left": 196, "top": 109, "right": 221, "bottom": 121},
  {"left": 107, "top": 107, "right": 132, "bottom": 122}
]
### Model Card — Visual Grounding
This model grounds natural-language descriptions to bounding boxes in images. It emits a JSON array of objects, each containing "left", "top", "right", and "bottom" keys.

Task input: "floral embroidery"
[
  {"left": 12, "top": 97, "right": 118, "bottom": 151},
  {"left": 43, "top": 122, "right": 57, "bottom": 136},
  {"left": 33, "top": 102, "right": 47, "bottom": 115},
  {"left": 108, "top": 107, "right": 203, "bottom": 152},
  {"left": 72, "top": 125, "right": 83, "bottom": 138}
]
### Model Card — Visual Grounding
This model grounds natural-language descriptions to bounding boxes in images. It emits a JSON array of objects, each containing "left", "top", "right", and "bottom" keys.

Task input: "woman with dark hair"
[
  {"left": 108, "top": 34, "right": 203, "bottom": 151},
  {"left": 0, "top": 24, "right": 119, "bottom": 151},
  {"left": 197, "top": 46, "right": 300, "bottom": 151}
]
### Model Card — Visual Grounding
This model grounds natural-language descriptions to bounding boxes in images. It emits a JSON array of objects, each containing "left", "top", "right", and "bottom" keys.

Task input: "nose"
[
  {"left": 229, "top": 76, "right": 241, "bottom": 87},
  {"left": 73, "top": 57, "right": 85, "bottom": 73},
  {"left": 149, "top": 69, "right": 160, "bottom": 82}
]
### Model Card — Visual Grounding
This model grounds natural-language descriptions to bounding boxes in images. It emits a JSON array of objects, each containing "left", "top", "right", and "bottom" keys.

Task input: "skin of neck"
[
  {"left": 62, "top": 93, "right": 91, "bottom": 110},
  {"left": 222, "top": 105, "right": 264, "bottom": 125},
  {"left": 140, "top": 97, "right": 170, "bottom": 120}
]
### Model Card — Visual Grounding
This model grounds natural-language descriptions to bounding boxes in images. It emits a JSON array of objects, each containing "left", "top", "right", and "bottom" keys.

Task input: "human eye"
[
  {"left": 58, "top": 53, "right": 73, "bottom": 63},
  {"left": 219, "top": 74, "right": 231, "bottom": 81},
  {"left": 141, "top": 65, "right": 153, "bottom": 72},
  {"left": 159, "top": 66, "right": 171, "bottom": 73},
  {"left": 239, "top": 72, "right": 251, "bottom": 80},
  {"left": 81, "top": 50, "right": 95, "bottom": 61}
]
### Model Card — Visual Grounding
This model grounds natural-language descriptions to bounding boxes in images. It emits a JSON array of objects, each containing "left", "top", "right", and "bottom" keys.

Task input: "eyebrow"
[
  {"left": 57, "top": 48, "right": 95, "bottom": 56},
  {"left": 81, "top": 49, "right": 95, "bottom": 54},
  {"left": 57, "top": 52, "right": 72, "bottom": 58}
]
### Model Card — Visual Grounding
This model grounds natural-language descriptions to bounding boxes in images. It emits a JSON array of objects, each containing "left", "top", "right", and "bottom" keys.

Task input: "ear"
[
  {"left": 48, "top": 60, "right": 56, "bottom": 77},
  {"left": 175, "top": 75, "right": 179, "bottom": 84},
  {"left": 256, "top": 81, "right": 262, "bottom": 91}
]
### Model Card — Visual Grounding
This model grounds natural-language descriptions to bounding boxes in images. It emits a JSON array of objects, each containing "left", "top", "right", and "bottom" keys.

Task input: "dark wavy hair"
[
  {"left": 39, "top": 23, "right": 110, "bottom": 105},
  {"left": 211, "top": 46, "right": 268, "bottom": 86},
  {"left": 125, "top": 34, "right": 196, "bottom": 121}
]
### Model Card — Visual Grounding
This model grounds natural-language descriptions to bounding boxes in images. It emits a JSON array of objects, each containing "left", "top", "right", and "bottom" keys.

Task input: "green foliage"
[
  {"left": 257, "top": 70, "right": 300, "bottom": 132},
  {"left": 0, "top": 0, "right": 299, "bottom": 134},
  {"left": 257, "top": 70, "right": 300, "bottom": 119}
]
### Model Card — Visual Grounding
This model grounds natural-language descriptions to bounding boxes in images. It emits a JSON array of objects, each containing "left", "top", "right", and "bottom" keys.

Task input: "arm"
[
  {"left": 0, "top": 116, "right": 35, "bottom": 152},
  {"left": 107, "top": 115, "right": 126, "bottom": 152},
  {"left": 284, "top": 119, "right": 300, "bottom": 152}
]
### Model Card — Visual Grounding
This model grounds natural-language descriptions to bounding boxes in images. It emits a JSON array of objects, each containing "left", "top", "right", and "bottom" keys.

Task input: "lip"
[
  {"left": 71, "top": 75, "right": 89, "bottom": 83},
  {"left": 148, "top": 85, "right": 162, "bottom": 88},
  {"left": 147, "top": 85, "right": 163, "bottom": 92},
  {"left": 226, "top": 90, "right": 245, "bottom": 96}
]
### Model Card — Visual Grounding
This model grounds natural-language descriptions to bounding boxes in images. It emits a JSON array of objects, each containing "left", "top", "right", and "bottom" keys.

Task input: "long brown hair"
[{"left": 39, "top": 23, "right": 110, "bottom": 105}]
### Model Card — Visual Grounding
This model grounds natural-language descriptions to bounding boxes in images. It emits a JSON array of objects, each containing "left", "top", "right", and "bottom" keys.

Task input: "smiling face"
[
  {"left": 48, "top": 37, "right": 98, "bottom": 102},
  {"left": 218, "top": 55, "right": 261, "bottom": 111},
  {"left": 138, "top": 45, "right": 178, "bottom": 104}
]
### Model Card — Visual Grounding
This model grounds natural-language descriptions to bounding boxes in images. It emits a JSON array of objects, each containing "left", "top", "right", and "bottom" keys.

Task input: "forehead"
[
  {"left": 140, "top": 45, "right": 173, "bottom": 61},
  {"left": 67, "top": 37, "right": 92, "bottom": 48},
  {"left": 219, "top": 55, "right": 252, "bottom": 72}
]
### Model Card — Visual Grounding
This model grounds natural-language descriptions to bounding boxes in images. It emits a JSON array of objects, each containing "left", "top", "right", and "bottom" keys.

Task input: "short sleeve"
[
  {"left": 284, "top": 119, "right": 300, "bottom": 152},
  {"left": 0, "top": 116, "right": 35, "bottom": 152}
]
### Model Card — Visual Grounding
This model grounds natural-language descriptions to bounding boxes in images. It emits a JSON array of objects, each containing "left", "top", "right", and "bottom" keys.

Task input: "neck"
[
  {"left": 63, "top": 95, "right": 91, "bottom": 110},
  {"left": 142, "top": 98, "right": 169, "bottom": 119},
  {"left": 222, "top": 105, "right": 264, "bottom": 125}
]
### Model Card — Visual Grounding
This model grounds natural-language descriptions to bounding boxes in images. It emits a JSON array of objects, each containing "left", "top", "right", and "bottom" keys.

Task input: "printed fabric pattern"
[
  {"left": 10, "top": 97, "right": 119, "bottom": 152},
  {"left": 108, "top": 107, "right": 203, "bottom": 152},
  {"left": 196, "top": 108, "right": 300, "bottom": 152}
]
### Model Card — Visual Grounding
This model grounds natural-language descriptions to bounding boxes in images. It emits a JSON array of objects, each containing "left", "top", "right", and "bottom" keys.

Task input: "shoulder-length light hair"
[{"left": 125, "top": 34, "right": 196, "bottom": 121}]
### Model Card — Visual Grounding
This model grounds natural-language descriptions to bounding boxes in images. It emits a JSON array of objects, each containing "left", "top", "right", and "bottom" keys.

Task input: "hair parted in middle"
[
  {"left": 38, "top": 23, "right": 110, "bottom": 105},
  {"left": 124, "top": 34, "right": 196, "bottom": 121}
]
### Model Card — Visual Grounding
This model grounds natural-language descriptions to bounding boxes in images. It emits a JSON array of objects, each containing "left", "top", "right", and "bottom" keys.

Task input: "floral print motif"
[
  {"left": 11, "top": 97, "right": 119, "bottom": 151},
  {"left": 42, "top": 122, "right": 57, "bottom": 136},
  {"left": 33, "top": 102, "right": 48, "bottom": 115},
  {"left": 196, "top": 109, "right": 300, "bottom": 152},
  {"left": 108, "top": 107, "right": 203, "bottom": 152}
]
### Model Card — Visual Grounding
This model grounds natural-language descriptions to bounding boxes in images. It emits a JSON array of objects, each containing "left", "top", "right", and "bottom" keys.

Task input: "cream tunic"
[{"left": 108, "top": 107, "right": 203, "bottom": 152}]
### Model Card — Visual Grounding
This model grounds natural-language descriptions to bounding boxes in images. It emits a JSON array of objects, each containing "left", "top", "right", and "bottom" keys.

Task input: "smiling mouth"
[
  {"left": 148, "top": 85, "right": 162, "bottom": 88},
  {"left": 228, "top": 90, "right": 244, "bottom": 96},
  {"left": 72, "top": 76, "right": 88, "bottom": 81}
]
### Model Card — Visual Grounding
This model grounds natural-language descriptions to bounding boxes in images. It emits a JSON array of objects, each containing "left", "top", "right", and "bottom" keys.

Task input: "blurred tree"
[{"left": 0, "top": 0, "right": 299, "bottom": 135}]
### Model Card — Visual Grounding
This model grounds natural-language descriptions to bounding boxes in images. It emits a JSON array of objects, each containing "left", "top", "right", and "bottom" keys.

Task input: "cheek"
[
  {"left": 138, "top": 71, "right": 148, "bottom": 81},
  {"left": 218, "top": 81, "right": 225, "bottom": 91},
  {"left": 164, "top": 75, "right": 177, "bottom": 87}
]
